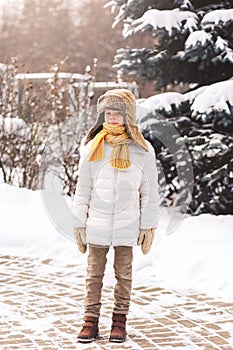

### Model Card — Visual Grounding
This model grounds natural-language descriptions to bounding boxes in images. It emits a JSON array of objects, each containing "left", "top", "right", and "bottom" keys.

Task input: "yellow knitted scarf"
[{"left": 87, "top": 122, "right": 131, "bottom": 169}]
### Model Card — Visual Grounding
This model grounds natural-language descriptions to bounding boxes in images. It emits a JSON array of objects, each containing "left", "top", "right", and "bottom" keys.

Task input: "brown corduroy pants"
[{"left": 84, "top": 245, "right": 133, "bottom": 318}]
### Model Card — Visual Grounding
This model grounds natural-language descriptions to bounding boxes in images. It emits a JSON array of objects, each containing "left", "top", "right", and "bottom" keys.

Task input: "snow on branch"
[
  {"left": 113, "top": 5, "right": 127, "bottom": 28},
  {"left": 201, "top": 9, "right": 233, "bottom": 29},
  {"left": 137, "top": 92, "right": 186, "bottom": 119},
  {"left": 185, "top": 30, "right": 212, "bottom": 49},
  {"left": 214, "top": 37, "right": 233, "bottom": 64},
  {"left": 104, "top": 0, "right": 118, "bottom": 10},
  {"left": 123, "top": 9, "right": 198, "bottom": 37},
  {"left": 179, "top": 0, "right": 194, "bottom": 10},
  {"left": 137, "top": 80, "right": 233, "bottom": 119},
  {"left": 185, "top": 80, "right": 233, "bottom": 115},
  {"left": 183, "top": 31, "right": 233, "bottom": 64},
  {"left": 104, "top": 0, "right": 126, "bottom": 28}
]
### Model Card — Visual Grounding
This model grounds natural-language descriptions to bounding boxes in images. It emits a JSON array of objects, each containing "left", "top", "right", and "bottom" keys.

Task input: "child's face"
[{"left": 104, "top": 109, "right": 124, "bottom": 126}]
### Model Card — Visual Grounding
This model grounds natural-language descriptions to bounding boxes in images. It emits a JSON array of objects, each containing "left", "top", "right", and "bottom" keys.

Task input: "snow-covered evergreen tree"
[{"left": 107, "top": 0, "right": 233, "bottom": 215}]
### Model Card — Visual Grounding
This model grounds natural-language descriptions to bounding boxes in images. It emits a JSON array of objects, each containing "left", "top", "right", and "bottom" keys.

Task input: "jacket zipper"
[{"left": 110, "top": 167, "right": 118, "bottom": 245}]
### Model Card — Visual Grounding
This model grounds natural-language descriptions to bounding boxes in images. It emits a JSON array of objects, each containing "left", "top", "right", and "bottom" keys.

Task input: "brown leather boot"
[
  {"left": 77, "top": 316, "right": 99, "bottom": 343},
  {"left": 109, "top": 313, "right": 127, "bottom": 343}
]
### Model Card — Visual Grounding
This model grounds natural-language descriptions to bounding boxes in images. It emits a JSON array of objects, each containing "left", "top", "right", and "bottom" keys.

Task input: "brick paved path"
[{"left": 1, "top": 254, "right": 233, "bottom": 350}]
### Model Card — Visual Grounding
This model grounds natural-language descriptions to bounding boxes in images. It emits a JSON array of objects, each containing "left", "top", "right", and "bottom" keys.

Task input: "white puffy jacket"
[{"left": 72, "top": 138, "right": 160, "bottom": 247}]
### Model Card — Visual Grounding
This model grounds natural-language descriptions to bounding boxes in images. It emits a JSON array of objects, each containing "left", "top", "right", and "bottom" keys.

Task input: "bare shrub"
[{"left": 0, "top": 58, "right": 95, "bottom": 194}]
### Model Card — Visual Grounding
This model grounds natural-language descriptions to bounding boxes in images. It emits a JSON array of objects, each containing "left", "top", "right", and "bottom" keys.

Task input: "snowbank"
[
  {"left": 137, "top": 211, "right": 233, "bottom": 301},
  {"left": 0, "top": 183, "right": 82, "bottom": 265},
  {"left": 1, "top": 183, "right": 233, "bottom": 301}
]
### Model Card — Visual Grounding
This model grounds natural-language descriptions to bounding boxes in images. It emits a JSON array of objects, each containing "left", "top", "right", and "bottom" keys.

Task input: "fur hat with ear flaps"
[{"left": 84, "top": 88, "right": 149, "bottom": 151}]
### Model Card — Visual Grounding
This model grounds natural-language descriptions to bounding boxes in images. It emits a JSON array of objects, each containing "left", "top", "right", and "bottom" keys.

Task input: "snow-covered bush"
[
  {"left": 0, "top": 119, "right": 45, "bottom": 189},
  {"left": 0, "top": 61, "right": 45, "bottom": 188}
]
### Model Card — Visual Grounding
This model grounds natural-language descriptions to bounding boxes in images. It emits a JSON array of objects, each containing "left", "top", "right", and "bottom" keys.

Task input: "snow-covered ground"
[{"left": 1, "top": 183, "right": 233, "bottom": 302}]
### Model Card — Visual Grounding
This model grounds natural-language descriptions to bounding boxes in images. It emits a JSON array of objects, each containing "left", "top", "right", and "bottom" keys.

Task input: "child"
[{"left": 72, "top": 88, "right": 160, "bottom": 343}]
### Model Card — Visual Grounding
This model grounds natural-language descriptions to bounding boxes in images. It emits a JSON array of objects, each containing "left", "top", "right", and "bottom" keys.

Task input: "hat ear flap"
[
  {"left": 99, "top": 112, "right": 105, "bottom": 123},
  {"left": 84, "top": 113, "right": 104, "bottom": 145}
]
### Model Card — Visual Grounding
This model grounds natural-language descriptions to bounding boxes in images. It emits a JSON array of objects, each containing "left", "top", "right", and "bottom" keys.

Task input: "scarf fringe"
[{"left": 110, "top": 158, "right": 131, "bottom": 169}]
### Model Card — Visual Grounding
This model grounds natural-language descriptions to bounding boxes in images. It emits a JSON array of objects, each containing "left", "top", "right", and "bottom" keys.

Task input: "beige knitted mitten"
[
  {"left": 74, "top": 227, "right": 87, "bottom": 254},
  {"left": 137, "top": 228, "right": 155, "bottom": 254}
]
